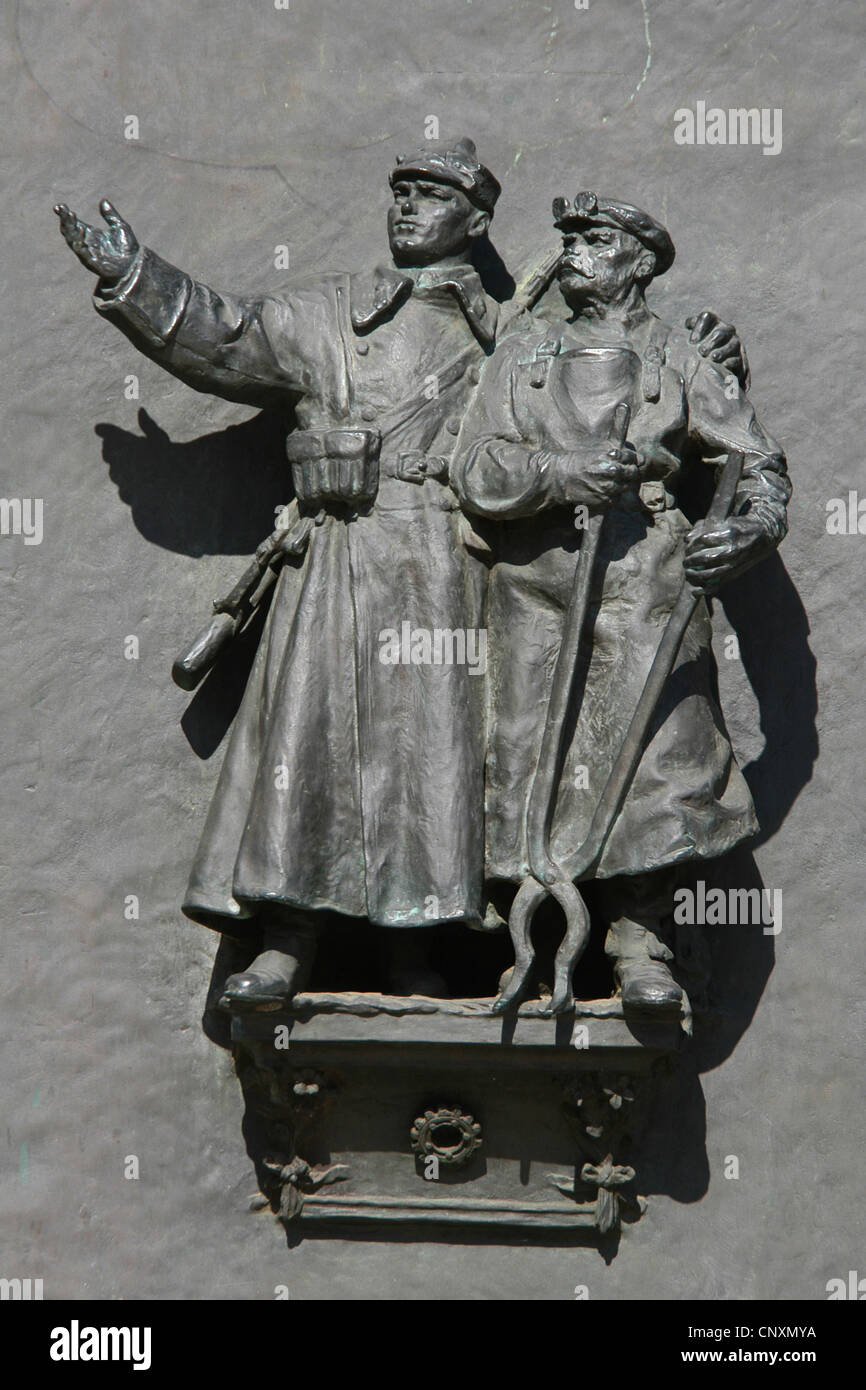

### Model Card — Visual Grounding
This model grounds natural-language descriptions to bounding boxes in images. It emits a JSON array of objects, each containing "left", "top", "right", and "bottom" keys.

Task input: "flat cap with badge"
[{"left": 551, "top": 191, "right": 676, "bottom": 277}]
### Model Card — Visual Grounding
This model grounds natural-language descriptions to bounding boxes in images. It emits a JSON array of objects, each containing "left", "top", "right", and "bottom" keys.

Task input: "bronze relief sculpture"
[{"left": 56, "top": 138, "right": 789, "bottom": 1243}]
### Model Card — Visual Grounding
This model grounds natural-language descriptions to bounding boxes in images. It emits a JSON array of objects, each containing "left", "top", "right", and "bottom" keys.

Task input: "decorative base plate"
[{"left": 233, "top": 994, "right": 683, "bottom": 1244}]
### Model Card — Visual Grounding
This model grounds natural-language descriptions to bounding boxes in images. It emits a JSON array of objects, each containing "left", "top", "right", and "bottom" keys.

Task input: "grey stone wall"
[{"left": 1, "top": 0, "right": 862, "bottom": 1299}]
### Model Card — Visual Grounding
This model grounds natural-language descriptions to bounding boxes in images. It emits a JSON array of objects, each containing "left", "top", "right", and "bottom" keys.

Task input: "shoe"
[
  {"left": 219, "top": 949, "right": 301, "bottom": 1013},
  {"left": 618, "top": 958, "right": 683, "bottom": 1015}
]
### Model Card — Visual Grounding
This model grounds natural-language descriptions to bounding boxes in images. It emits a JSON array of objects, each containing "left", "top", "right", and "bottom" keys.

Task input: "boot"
[
  {"left": 220, "top": 911, "right": 318, "bottom": 1013},
  {"left": 602, "top": 870, "right": 684, "bottom": 1016}
]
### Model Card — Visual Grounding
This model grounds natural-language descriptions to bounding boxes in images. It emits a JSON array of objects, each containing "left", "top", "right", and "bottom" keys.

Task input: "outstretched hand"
[{"left": 54, "top": 199, "right": 139, "bottom": 283}]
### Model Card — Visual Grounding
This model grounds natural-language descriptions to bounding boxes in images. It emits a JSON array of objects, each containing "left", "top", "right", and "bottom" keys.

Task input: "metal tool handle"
[
  {"left": 563, "top": 449, "right": 745, "bottom": 882},
  {"left": 525, "top": 401, "right": 632, "bottom": 887}
]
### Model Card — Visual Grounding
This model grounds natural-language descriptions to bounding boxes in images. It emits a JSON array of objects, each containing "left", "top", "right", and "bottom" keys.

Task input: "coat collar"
[{"left": 350, "top": 263, "right": 494, "bottom": 347}]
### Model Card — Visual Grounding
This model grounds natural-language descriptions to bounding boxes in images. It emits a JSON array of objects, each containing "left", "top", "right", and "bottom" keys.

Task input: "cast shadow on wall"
[
  {"left": 96, "top": 407, "right": 292, "bottom": 757},
  {"left": 96, "top": 407, "right": 292, "bottom": 557},
  {"left": 96, "top": 406, "right": 818, "bottom": 1217}
]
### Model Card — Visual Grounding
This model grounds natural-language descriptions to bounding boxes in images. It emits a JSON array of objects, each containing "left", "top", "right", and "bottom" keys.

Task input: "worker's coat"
[{"left": 452, "top": 317, "right": 790, "bottom": 882}]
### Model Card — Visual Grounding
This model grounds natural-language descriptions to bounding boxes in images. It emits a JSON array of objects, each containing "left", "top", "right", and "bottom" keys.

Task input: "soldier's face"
[
  {"left": 557, "top": 225, "right": 650, "bottom": 308},
  {"left": 388, "top": 179, "right": 488, "bottom": 266}
]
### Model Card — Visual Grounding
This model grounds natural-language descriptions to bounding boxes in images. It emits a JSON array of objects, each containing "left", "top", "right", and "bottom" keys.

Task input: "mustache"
[{"left": 558, "top": 254, "right": 596, "bottom": 279}]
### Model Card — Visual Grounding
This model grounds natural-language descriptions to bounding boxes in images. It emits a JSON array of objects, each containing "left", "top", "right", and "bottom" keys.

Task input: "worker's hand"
[
  {"left": 558, "top": 443, "right": 641, "bottom": 512},
  {"left": 685, "top": 309, "right": 750, "bottom": 390},
  {"left": 54, "top": 199, "right": 139, "bottom": 283},
  {"left": 683, "top": 514, "right": 769, "bottom": 593}
]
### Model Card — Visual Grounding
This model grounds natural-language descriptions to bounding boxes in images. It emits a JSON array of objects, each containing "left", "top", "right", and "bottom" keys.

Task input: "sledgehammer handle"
[
  {"left": 525, "top": 402, "right": 632, "bottom": 887},
  {"left": 563, "top": 449, "right": 745, "bottom": 882}
]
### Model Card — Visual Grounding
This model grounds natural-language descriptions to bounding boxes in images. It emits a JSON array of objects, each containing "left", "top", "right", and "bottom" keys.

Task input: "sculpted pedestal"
[{"left": 234, "top": 993, "right": 682, "bottom": 1247}]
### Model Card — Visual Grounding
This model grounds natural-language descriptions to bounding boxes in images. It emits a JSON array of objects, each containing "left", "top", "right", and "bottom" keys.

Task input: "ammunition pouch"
[{"left": 286, "top": 428, "right": 381, "bottom": 508}]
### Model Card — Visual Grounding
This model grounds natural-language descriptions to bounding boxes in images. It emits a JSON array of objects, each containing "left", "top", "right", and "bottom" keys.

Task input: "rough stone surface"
[{"left": 1, "top": 0, "right": 862, "bottom": 1299}]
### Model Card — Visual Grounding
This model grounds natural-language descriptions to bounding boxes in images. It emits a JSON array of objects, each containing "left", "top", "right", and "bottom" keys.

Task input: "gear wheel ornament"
[{"left": 410, "top": 1107, "right": 483, "bottom": 1168}]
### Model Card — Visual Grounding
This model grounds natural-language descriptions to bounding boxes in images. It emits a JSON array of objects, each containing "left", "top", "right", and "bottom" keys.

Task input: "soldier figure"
[
  {"left": 56, "top": 139, "right": 505, "bottom": 1007},
  {"left": 453, "top": 191, "right": 790, "bottom": 1016}
]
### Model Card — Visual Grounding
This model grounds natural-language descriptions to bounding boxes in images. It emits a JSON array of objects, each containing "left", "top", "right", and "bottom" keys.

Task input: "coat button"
[
  {"left": 356, "top": 341, "right": 369, "bottom": 355},
  {"left": 446, "top": 418, "right": 460, "bottom": 435},
  {"left": 361, "top": 406, "right": 376, "bottom": 422}
]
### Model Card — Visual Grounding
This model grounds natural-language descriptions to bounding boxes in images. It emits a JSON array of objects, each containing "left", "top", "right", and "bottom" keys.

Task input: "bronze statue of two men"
[{"left": 56, "top": 138, "right": 790, "bottom": 1023}]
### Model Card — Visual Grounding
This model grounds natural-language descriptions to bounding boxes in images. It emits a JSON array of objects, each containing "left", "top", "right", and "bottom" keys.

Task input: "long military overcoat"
[{"left": 95, "top": 251, "right": 497, "bottom": 934}]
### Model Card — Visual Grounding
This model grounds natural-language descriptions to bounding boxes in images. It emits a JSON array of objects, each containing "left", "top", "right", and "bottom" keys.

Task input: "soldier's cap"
[
  {"left": 552, "top": 191, "right": 675, "bottom": 277},
  {"left": 390, "top": 138, "right": 501, "bottom": 215}
]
